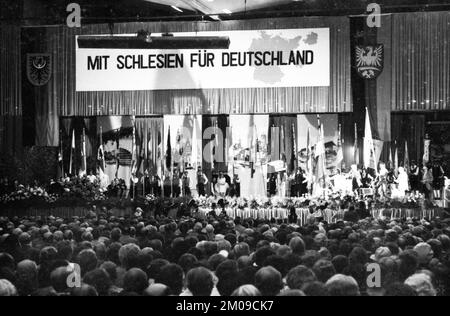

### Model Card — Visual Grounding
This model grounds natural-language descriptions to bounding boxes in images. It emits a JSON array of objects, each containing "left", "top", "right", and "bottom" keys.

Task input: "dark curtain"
[
  {"left": 390, "top": 12, "right": 450, "bottom": 111},
  {"left": 0, "top": 24, "right": 21, "bottom": 116},
  {"left": 391, "top": 114, "right": 425, "bottom": 165},
  {"left": 0, "top": 116, "right": 22, "bottom": 157},
  {"left": 202, "top": 115, "right": 229, "bottom": 194}
]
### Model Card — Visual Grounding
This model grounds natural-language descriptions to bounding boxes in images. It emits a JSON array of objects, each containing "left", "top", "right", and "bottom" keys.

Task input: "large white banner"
[{"left": 76, "top": 28, "right": 330, "bottom": 91}]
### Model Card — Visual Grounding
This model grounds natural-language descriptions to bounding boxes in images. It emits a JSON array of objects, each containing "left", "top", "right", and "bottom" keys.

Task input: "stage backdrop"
[
  {"left": 229, "top": 115, "right": 269, "bottom": 197},
  {"left": 97, "top": 116, "right": 133, "bottom": 187},
  {"left": 297, "top": 114, "right": 339, "bottom": 175},
  {"left": 163, "top": 115, "right": 202, "bottom": 173}
]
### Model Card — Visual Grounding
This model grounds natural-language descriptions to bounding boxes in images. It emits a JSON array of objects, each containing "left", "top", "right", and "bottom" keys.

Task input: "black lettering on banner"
[
  {"left": 222, "top": 52, "right": 229, "bottom": 67},
  {"left": 87, "top": 56, "right": 109, "bottom": 70},
  {"left": 116, "top": 56, "right": 125, "bottom": 69}
]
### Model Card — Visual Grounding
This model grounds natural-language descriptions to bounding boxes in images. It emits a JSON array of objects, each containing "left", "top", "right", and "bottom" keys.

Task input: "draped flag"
[
  {"left": 404, "top": 140, "right": 410, "bottom": 174},
  {"left": 79, "top": 128, "right": 87, "bottom": 177},
  {"left": 57, "top": 131, "right": 64, "bottom": 179},
  {"left": 336, "top": 124, "right": 344, "bottom": 168},
  {"left": 423, "top": 139, "right": 430, "bottom": 164},
  {"left": 315, "top": 124, "right": 326, "bottom": 185},
  {"left": 97, "top": 126, "right": 105, "bottom": 173},
  {"left": 166, "top": 126, "right": 172, "bottom": 171},
  {"left": 394, "top": 142, "right": 399, "bottom": 176},
  {"left": 364, "top": 108, "right": 377, "bottom": 170},
  {"left": 131, "top": 118, "right": 138, "bottom": 184},
  {"left": 388, "top": 146, "right": 394, "bottom": 170},
  {"left": 306, "top": 127, "right": 311, "bottom": 174},
  {"left": 69, "top": 129, "right": 75, "bottom": 175},
  {"left": 292, "top": 123, "right": 298, "bottom": 171},
  {"left": 354, "top": 123, "right": 360, "bottom": 165}
]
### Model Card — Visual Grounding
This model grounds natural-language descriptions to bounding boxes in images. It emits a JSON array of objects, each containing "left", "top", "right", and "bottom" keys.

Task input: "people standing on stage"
[
  {"left": 277, "top": 171, "right": 287, "bottom": 197},
  {"left": 361, "top": 168, "right": 374, "bottom": 188},
  {"left": 230, "top": 174, "right": 241, "bottom": 197},
  {"left": 196, "top": 167, "right": 208, "bottom": 197},
  {"left": 397, "top": 167, "right": 410, "bottom": 197},
  {"left": 351, "top": 164, "right": 362, "bottom": 192},
  {"left": 182, "top": 171, "right": 191, "bottom": 197},
  {"left": 422, "top": 163, "right": 434, "bottom": 200},
  {"left": 377, "top": 163, "right": 388, "bottom": 197},
  {"left": 215, "top": 172, "right": 229, "bottom": 198},
  {"left": 268, "top": 173, "right": 277, "bottom": 197},
  {"left": 432, "top": 161, "right": 445, "bottom": 200},
  {"left": 409, "top": 161, "right": 420, "bottom": 194}
]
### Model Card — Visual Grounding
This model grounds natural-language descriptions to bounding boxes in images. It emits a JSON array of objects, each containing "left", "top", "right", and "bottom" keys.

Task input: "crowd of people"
[{"left": 1, "top": 204, "right": 450, "bottom": 296}]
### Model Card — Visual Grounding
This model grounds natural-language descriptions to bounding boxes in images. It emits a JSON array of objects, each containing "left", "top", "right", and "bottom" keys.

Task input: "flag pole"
[{"left": 60, "top": 130, "right": 64, "bottom": 178}]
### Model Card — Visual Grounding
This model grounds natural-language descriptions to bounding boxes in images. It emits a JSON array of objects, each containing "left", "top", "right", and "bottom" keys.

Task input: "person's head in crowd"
[
  {"left": 313, "top": 260, "right": 337, "bottom": 284},
  {"left": 231, "top": 285, "right": 261, "bottom": 297},
  {"left": 156, "top": 264, "right": 184, "bottom": 296},
  {"left": 143, "top": 283, "right": 170, "bottom": 297},
  {"left": 123, "top": 268, "right": 148, "bottom": 295},
  {"left": 278, "top": 289, "right": 306, "bottom": 296},
  {"left": 15, "top": 260, "right": 38, "bottom": 296},
  {"left": 71, "top": 284, "right": 98, "bottom": 296},
  {"left": 413, "top": 243, "right": 434, "bottom": 266},
  {"left": 255, "top": 266, "right": 283, "bottom": 296},
  {"left": 186, "top": 267, "right": 214, "bottom": 296},
  {"left": 326, "top": 275, "right": 360, "bottom": 297},
  {"left": 404, "top": 273, "right": 437, "bottom": 296},
  {"left": 118, "top": 244, "right": 140, "bottom": 270},
  {"left": 216, "top": 260, "right": 240, "bottom": 296},
  {"left": 384, "top": 282, "right": 418, "bottom": 296},
  {"left": 50, "top": 266, "right": 71, "bottom": 295},
  {"left": 56, "top": 240, "right": 73, "bottom": 262},
  {"left": 331, "top": 255, "right": 349, "bottom": 274},
  {"left": 233, "top": 242, "right": 250, "bottom": 258},
  {"left": 302, "top": 281, "right": 329, "bottom": 296},
  {"left": 208, "top": 253, "right": 227, "bottom": 271},
  {"left": 289, "top": 237, "right": 306, "bottom": 256},
  {"left": 0, "top": 279, "right": 17, "bottom": 296},
  {"left": 83, "top": 269, "right": 112, "bottom": 296},
  {"left": 77, "top": 249, "right": 98, "bottom": 277},
  {"left": 399, "top": 250, "right": 419, "bottom": 281},
  {"left": 253, "top": 247, "right": 275, "bottom": 268},
  {"left": 146, "top": 259, "right": 170, "bottom": 281},
  {"left": 99, "top": 261, "right": 117, "bottom": 283},
  {"left": 263, "top": 255, "right": 287, "bottom": 277},
  {"left": 286, "top": 265, "right": 317, "bottom": 290}
]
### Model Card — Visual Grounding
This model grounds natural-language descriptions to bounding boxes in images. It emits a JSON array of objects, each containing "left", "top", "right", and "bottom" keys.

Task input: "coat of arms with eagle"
[
  {"left": 355, "top": 45, "right": 384, "bottom": 79},
  {"left": 27, "top": 54, "right": 52, "bottom": 86}
]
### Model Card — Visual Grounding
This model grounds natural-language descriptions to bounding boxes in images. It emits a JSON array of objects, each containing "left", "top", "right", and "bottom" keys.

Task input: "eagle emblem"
[
  {"left": 27, "top": 54, "right": 52, "bottom": 86},
  {"left": 355, "top": 45, "right": 384, "bottom": 79}
]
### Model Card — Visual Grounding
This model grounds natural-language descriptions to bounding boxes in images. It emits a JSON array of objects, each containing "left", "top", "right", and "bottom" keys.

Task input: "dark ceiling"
[{"left": 1, "top": 0, "right": 450, "bottom": 25}]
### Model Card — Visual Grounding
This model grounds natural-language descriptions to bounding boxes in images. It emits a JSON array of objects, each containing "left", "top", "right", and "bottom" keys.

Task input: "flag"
[
  {"left": 97, "top": 126, "right": 105, "bottom": 173},
  {"left": 423, "top": 139, "right": 430, "bottom": 164},
  {"left": 131, "top": 118, "right": 138, "bottom": 182},
  {"left": 69, "top": 129, "right": 75, "bottom": 175},
  {"left": 373, "top": 139, "right": 384, "bottom": 173},
  {"left": 280, "top": 125, "right": 286, "bottom": 162},
  {"left": 57, "top": 131, "right": 64, "bottom": 179},
  {"left": 292, "top": 123, "right": 298, "bottom": 171},
  {"left": 363, "top": 108, "right": 377, "bottom": 170},
  {"left": 166, "top": 126, "right": 172, "bottom": 171},
  {"left": 306, "top": 127, "right": 311, "bottom": 174},
  {"left": 315, "top": 124, "right": 326, "bottom": 185},
  {"left": 336, "top": 124, "right": 344, "bottom": 168},
  {"left": 404, "top": 140, "right": 410, "bottom": 173},
  {"left": 79, "top": 128, "right": 87, "bottom": 177},
  {"left": 394, "top": 142, "right": 399, "bottom": 176},
  {"left": 388, "top": 145, "right": 394, "bottom": 170},
  {"left": 354, "top": 123, "right": 360, "bottom": 165}
]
